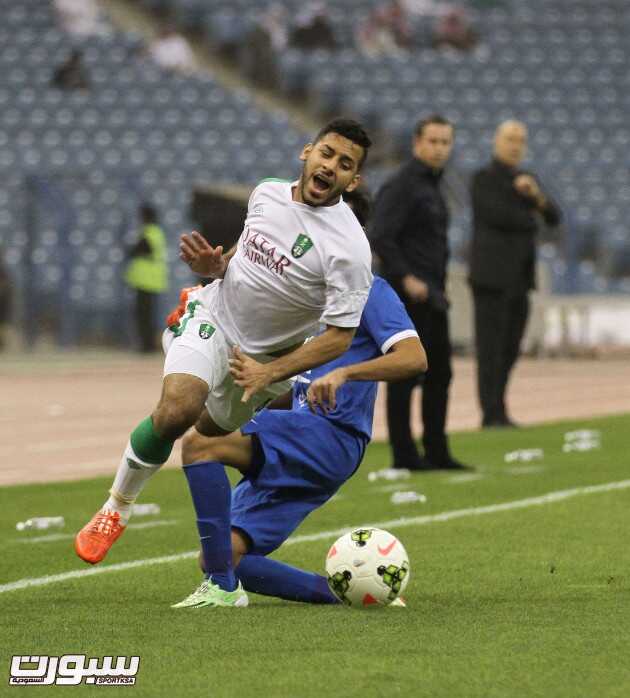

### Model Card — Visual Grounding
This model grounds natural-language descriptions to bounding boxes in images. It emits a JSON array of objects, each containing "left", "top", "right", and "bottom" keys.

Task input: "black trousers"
[
  {"left": 386, "top": 301, "right": 453, "bottom": 467},
  {"left": 135, "top": 289, "right": 158, "bottom": 353},
  {"left": 472, "top": 286, "right": 529, "bottom": 423}
]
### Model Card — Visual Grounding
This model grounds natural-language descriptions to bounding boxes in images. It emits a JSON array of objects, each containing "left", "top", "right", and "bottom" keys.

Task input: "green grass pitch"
[{"left": 1, "top": 414, "right": 629, "bottom": 697}]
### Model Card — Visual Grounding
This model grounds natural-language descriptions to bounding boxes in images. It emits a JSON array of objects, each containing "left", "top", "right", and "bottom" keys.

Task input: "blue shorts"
[{"left": 231, "top": 409, "right": 367, "bottom": 556}]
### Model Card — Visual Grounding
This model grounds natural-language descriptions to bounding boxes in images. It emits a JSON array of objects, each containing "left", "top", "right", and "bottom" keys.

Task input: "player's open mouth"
[{"left": 312, "top": 174, "right": 332, "bottom": 194}]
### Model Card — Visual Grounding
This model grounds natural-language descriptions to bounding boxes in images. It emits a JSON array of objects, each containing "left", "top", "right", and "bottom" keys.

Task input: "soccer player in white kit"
[{"left": 75, "top": 119, "right": 374, "bottom": 564}]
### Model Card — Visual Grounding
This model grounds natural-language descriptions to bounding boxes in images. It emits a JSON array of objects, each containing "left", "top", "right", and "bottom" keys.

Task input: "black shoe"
[
  {"left": 482, "top": 416, "right": 519, "bottom": 429},
  {"left": 433, "top": 457, "right": 474, "bottom": 471},
  {"left": 394, "top": 456, "right": 437, "bottom": 472}
]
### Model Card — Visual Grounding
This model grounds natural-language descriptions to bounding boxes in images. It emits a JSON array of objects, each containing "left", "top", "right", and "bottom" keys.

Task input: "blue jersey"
[
  {"left": 235, "top": 277, "right": 418, "bottom": 555},
  {"left": 292, "top": 276, "right": 417, "bottom": 440}
]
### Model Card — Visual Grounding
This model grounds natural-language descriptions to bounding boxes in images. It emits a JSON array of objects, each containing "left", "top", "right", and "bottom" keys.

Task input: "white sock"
[{"left": 101, "top": 442, "right": 163, "bottom": 525}]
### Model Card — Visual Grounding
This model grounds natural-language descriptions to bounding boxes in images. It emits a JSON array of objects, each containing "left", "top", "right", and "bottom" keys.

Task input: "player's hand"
[
  {"left": 306, "top": 367, "right": 348, "bottom": 414},
  {"left": 229, "top": 346, "right": 274, "bottom": 403},
  {"left": 401, "top": 274, "right": 429, "bottom": 303},
  {"left": 179, "top": 231, "right": 226, "bottom": 278},
  {"left": 514, "top": 174, "right": 542, "bottom": 201}
]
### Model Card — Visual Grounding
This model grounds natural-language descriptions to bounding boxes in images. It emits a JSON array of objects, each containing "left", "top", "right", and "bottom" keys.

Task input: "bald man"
[{"left": 469, "top": 120, "right": 561, "bottom": 429}]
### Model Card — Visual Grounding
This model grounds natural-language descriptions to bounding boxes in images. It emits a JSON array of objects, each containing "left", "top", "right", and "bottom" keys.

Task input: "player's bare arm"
[
  {"left": 229, "top": 325, "right": 356, "bottom": 403},
  {"left": 179, "top": 230, "right": 237, "bottom": 278},
  {"left": 307, "top": 337, "right": 427, "bottom": 413}
]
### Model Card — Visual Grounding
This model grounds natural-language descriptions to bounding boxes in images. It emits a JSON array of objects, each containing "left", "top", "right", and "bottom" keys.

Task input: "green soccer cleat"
[{"left": 171, "top": 578, "right": 249, "bottom": 609}]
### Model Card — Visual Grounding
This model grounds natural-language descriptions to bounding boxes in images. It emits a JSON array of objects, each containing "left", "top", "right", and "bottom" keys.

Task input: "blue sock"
[
  {"left": 183, "top": 460, "right": 236, "bottom": 592},
  {"left": 235, "top": 555, "right": 339, "bottom": 604}
]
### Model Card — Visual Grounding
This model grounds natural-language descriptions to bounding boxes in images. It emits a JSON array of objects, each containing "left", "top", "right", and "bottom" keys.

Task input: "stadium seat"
[{"left": 2, "top": 0, "right": 629, "bottom": 347}]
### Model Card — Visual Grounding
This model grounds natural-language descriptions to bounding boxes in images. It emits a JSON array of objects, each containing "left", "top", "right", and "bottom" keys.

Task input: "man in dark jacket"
[
  {"left": 469, "top": 120, "right": 561, "bottom": 428},
  {"left": 369, "top": 114, "right": 468, "bottom": 471}
]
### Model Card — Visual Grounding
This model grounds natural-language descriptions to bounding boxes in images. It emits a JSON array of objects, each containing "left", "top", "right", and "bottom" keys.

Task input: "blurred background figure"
[
  {"left": 403, "top": 0, "right": 441, "bottom": 15},
  {"left": 125, "top": 204, "right": 170, "bottom": 353},
  {"left": 469, "top": 120, "right": 562, "bottom": 428},
  {"left": 0, "top": 247, "right": 13, "bottom": 351},
  {"left": 53, "top": 0, "right": 107, "bottom": 36},
  {"left": 261, "top": 3, "right": 289, "bottom": 53},
  {"left": 369, "top": 115, "right": 470, "bottom": 472},
  {"left": 357, "top": 0, "right": 411, "bottom": 56},
  {"left": 240, "top": 3, "right": 288, "bottom": 88},
  {"left": 148, "top": 25, "right": 197, "bottom": 74},
  {"left": 289, "top": 2, "right": 337, "bottom": 51},
  {"left": 51, "top": 49, "right": 90, "bottom": 90},
  {"left": 432, "top": 7, "right": 478, "bottom": 52}
]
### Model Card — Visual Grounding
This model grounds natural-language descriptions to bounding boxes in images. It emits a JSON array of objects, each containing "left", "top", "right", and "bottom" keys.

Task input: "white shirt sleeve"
[
  {"left": 320, "top": 232, "right": 373, "bottom": 328},
  {"left": 245, "top": 182, "right": 267, "bottom": 216},
  {"left": 381, "top": 329, "right": 419, "bottom": 354}
]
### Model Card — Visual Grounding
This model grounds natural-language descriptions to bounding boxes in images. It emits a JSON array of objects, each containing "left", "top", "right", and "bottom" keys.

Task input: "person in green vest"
[{"left": 125, "top": 203, "right": 169, "bottom": 353}]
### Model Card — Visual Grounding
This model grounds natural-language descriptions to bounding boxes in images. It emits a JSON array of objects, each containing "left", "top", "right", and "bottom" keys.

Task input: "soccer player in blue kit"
[{"left": 171, "top": 273, "right": 427, "bottom": 608}]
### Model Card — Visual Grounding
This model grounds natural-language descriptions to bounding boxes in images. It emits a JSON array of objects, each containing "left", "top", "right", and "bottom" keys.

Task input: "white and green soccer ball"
[{"left": 325, "top": 528, "right": 410, "bottom": 608}]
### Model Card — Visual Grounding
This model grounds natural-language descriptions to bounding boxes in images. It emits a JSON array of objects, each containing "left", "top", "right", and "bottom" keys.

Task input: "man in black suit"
[
  {"left": 369, "top": 115, "right": 469, "bottom": 471},
  {"left": 469, "top": 120, "right": 561, "bottom": 428}
]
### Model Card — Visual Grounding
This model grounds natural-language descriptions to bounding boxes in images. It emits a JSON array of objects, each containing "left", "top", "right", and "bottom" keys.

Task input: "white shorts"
[{"left": 162, "top": 303, "right": 292, "bottom": 432}]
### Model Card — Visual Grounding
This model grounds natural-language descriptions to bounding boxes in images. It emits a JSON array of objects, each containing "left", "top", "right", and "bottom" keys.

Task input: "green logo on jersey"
[
  {"left": 291, "top": 234, "right": 313, "bottom": 258},
  {"left": 199, "top": 323, "right": 215, "bottom": 340}
]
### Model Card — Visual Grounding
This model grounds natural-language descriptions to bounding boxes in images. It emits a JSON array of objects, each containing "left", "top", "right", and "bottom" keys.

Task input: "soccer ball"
[{"left": 325, "top": 528, "right": 410, "bottom": 608}]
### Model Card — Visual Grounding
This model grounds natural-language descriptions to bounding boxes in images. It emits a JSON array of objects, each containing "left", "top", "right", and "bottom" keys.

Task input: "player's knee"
[
  {"left": 181, "top": 429, "right": 219, "bottom": 465},
  {"left": 196, "top": 531, "right": 248, "bottom": 572},
  {"left": 231, "top": 528, "right": 250, "bottom": 569},
  {"left": 153, "top": 401, "right": 201, "bottom": 441}
]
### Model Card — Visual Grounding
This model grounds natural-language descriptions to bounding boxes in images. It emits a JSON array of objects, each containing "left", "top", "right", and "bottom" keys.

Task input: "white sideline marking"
[
  {"left": 16, "top": 520, "right": 178, "bottom": 544},
  {"left": 0, "top": 552, "right": 198, "bottom": 594},
  {"left": 2, "top": 478, "right": 630, "bottom": 595}
]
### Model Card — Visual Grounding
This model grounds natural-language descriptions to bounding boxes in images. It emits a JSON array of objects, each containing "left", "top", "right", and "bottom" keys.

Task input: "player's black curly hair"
[{"left": 314, "top": 118, "right": 372, "bottom": 169}]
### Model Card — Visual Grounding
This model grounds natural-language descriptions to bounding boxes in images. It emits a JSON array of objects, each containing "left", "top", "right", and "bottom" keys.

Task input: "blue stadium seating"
[
  {"left": 2, "top": 0, "right": 630, "bottom": 347},
  {"left": 0, "top": 0, "right": 312, "bottom": 344},
  {"left": 234, "top": 0, "right": 629, "bottom": 294}
]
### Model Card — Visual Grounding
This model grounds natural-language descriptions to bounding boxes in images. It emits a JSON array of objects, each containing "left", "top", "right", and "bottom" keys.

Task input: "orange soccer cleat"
[{"left": 74, "top": 511, "right": 126, "bottom": 565}]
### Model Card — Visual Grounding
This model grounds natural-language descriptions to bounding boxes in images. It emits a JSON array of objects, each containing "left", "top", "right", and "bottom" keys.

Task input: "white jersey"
[{"left": 197, "top": 180, "right": 373, "bottom": 354}]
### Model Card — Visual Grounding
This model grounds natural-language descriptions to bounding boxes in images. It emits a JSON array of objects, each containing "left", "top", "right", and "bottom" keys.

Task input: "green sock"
[{"left": 130, "top": 417, "right": 174, "bottom": 465}]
